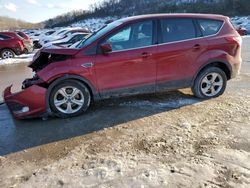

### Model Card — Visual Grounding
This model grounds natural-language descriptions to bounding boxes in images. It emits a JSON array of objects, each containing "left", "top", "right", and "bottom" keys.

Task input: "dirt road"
[{"left": 0, "top": 38, "right": 250, "bottom": 187}]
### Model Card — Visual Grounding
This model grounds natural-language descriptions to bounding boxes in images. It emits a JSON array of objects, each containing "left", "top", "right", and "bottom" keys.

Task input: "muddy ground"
[{"left": 0, "top": 38, "right": 250, "bottom": 188}]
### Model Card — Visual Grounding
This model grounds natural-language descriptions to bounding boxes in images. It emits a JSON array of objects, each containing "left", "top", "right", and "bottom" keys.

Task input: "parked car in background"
[
  {"left": 28, "top": 30, "right": 55, "bottom": 49},
  {"left": 237, "top": 26, "right": 247, "bottom": 36},
  {"left": 231, "top": 17, "right": 250, "bottom": 36},
  {"left": 70, "top": 40, "right": 82, "bottom": 48},
  {"left": 243, "top": 25, "right": 250, "bottom": 35},
  {"left": 64, "top": 28, "right": 90, "bottom": 36},
  {"left": 38, "top": 28, "right": 76, "bottom": 46},
  {"left": 29, "top": 30, "right": 55, "bottom": 41},
  {"left": 44, "top": 33, "right": 90, "bottom": 48},
  {"left": 39, "top": 27, "right": 90, "bottom": 46},
  {"left": 0, "top": 32, "right": 25, "bottom": 59},
  {"left": 4, "top": 14, "right": 242, "bottom": 119},
  {"left": 16, "top": 31, "right": 34, "bottom": 53}
]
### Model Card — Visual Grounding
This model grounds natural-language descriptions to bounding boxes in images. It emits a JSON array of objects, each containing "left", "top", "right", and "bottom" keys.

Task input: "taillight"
[
  {"left": 17, "top": 41, "right": 23, "bottom": 47},
  {"left": 225, "top": 36, "right": 242, "bottom": 46},
  {"left": 17, "top": 41, "right": 25, "bottom": 50}
]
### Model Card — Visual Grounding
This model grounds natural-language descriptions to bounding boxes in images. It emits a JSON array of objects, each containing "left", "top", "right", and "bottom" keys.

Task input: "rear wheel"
[
  {"left": 1, "top": 49, "right": 15, "bottom": 59},
  {"left": 192, "top": 67, "right": 227, "bottom": 99},
  {"left": 24, "top": 48, "right": 29, "bottom": 54},
  {"left": 49, "top": 80, "right": 91, "bottom": 118}
]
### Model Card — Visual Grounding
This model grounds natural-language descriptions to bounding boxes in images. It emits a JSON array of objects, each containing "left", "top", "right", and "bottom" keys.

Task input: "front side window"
[
  {"left": 76, "top": 21, "right": 123, "bottom": 49},
  {"left": 160, "top": 18, "right": 196, "bottom": 43},
  {"left": 107, "top": 27, "right": 131, "bottom": 43},
  {"left": 198, "top": 19, "right": 223, "bottom": 36},
  {"left": 103, "top": 20, "right": 153, "bottom": 52}
]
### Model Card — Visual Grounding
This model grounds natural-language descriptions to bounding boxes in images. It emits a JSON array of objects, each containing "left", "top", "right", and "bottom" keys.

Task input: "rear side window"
[
  {"left": 17, "top": 32, "right": 25, "bottom": 38},
  {"left": 14, "top": 33, "right": 23, "bottom": 40},
  {"left": 17, "top": 32, "right": 25, "bottom": 39},
  {"left": 160, "top": 18, "right": 196, "bottom": 43},
  {"left": 197, "top": 19, "right": 223, "bottom": 36},
  {"left": 0, "top": 34, "right": 11, "bottom": 40}
]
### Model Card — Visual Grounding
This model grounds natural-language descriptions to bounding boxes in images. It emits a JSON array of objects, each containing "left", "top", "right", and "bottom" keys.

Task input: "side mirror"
[{"left": 100, "top": 43, "right": 112, "bottom": 54}]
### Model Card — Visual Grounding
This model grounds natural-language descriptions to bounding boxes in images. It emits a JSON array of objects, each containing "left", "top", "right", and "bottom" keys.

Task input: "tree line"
[
  {"left": 44, "top": 0, "right": 250, "bottom": 28},
  {"left": 0, "top": 16, "right": 42, "bottom": 30}
]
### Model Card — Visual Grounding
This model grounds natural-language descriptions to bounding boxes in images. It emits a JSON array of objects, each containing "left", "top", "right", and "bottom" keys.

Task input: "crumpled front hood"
[
  {"left": 39, "top": 47, "right": 79, "bottom": 56},
  {"left": 29, "top": 47, "right": 80, "bottom": 71}
]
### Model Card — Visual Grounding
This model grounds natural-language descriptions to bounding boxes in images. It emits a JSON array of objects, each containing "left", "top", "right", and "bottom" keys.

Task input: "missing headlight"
[{"left": 22, "top": 74, "right": 45, "bottom": 89}]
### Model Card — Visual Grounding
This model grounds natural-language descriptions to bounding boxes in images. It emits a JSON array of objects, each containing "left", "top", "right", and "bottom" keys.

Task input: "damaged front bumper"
[{"left": 3, "top": 85, "right": 47, "bottom": 119}]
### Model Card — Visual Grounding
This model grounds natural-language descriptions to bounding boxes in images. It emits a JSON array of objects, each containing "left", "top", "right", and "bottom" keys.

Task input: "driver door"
[{"left": 94, "top": 20, "right": 157, "bottom": 98}]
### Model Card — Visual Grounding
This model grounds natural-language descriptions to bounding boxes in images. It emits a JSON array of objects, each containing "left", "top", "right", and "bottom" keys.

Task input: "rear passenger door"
[{"left": 156, "top": 18, "right": 208, "bottom": 91}]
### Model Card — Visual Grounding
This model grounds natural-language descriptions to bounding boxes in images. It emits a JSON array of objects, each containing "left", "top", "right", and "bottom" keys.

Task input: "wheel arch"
[
  {"left": 192, "top": 60, "right": 232, "bottom": 85},
  {"left": 0, "top": 48, "right": 16, "bottom": 55}
]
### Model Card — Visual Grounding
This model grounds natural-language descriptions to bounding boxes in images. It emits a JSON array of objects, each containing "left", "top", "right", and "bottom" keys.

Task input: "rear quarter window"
[
  {"left": 160, "top": 18, "right": 196, "bottom": 43},
  {"left": 197, "top": 19, "right": 224, "bottom": 36},
  {"left": 17, "top": 33, "right": 25, "bottom": 39}
]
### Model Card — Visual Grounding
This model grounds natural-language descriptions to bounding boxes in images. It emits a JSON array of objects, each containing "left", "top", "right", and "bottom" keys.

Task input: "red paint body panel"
[
  {"left": 156, "top": 38, "right": 209, "bottom": 83},
  {"left": 37, "top": 57, "right": 98, "bottom": 89}
]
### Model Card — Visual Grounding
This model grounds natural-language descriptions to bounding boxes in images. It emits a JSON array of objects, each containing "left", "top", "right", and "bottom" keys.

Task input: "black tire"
[
  {"left": 24, "top": 48, "right": 29, "bottom": 54},
  {"left": 1, "top": 49, "right": 15, "bottom": 59},
  {"left": 192, "top": 67, "right": 227, "bottom": 99},
  {"left": 49, "top": 80, "right": 91, "bottom": 118}
]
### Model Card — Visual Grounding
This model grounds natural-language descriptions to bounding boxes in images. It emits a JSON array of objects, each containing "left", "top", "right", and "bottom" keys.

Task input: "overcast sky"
[{"left": 0, "top": 0, "right": 102, "bottom": 23}]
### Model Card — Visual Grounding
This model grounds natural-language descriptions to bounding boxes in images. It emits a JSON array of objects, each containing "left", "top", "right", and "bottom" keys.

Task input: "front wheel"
[
  {"left": 49, "top": 80, "right": 91, "bottom": 118},
  {"left": 192, "top": 67, "right": 227, "bottom": 99}
]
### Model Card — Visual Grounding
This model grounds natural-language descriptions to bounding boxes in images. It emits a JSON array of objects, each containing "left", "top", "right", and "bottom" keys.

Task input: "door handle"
[
  {"left": 141, "top": 52, "right": 152, "bottom": 58},
  {"left": 193, "top": 44, "right": 201, "bottom": 50}
]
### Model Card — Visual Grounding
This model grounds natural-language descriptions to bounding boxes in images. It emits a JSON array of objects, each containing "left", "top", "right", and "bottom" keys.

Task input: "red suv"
[
  {"left": 0, "top": 32, "right": 25, "bottom": 59},
  {"left": 4, "top": 14, "right": 242, "bottom": 119}
]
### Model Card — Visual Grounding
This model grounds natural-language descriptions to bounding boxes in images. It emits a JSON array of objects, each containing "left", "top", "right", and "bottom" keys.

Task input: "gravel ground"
[{"left": 0, "top": 38, "right": 250, "bottom": 188}]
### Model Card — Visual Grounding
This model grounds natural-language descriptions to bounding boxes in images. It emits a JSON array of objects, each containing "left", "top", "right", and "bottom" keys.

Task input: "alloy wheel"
[
  {"left": 200, "top": 72, "right": 223, "bottom": 97},
  {"left": 2, "top": 50, "right": 14, "bottom": 59},
  {"left": 53, "top": 86, "right": 85, "bottom": 114}
]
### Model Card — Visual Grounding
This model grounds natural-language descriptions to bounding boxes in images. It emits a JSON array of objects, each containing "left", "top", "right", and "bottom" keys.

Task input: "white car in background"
[
  {"left": 43, "top": 32, "right": 90, "bottom": 48},
  {"left": 39, "top": 27, "right": 88, "bottom": 46},
  {"left": 28, "top": 30, "right": 56, "bottom": 48},
  {"left": 29, "top": 30, "right": 53, "bottom": 40},
  {"left": 70, "top": 40, "right": 82, "bottom": 49}
]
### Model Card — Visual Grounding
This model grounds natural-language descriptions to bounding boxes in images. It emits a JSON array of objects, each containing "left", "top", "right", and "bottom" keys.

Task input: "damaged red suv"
[{"left": 4, "top": 14, "right": 242, "bottom": 119}]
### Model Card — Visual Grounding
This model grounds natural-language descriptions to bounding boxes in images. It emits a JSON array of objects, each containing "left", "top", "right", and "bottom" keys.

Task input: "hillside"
[
  {"left": 43, "top": 0, "right": 250, "bottom": 28},
  {"left": 0, "top": 16, "right": 42, "bottom": 30}
]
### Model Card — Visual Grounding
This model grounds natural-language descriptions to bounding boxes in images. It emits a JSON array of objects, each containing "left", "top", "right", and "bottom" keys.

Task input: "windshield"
[{"left": 76, "top": 21, "right": 122, "bottom": 49}]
